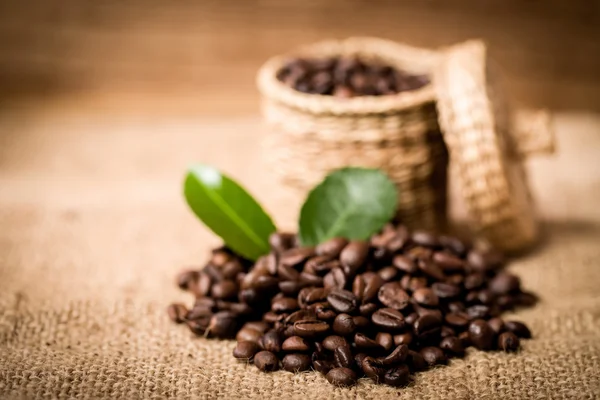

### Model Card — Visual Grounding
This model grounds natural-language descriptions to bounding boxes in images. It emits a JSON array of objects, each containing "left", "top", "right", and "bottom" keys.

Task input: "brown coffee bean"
[
  {"left": 420, "top": 346, "right": 448, "bottom": 366},
  {"left": 359, "top": 302, "right": 378, "bottom": 317},
  {"left": 413, "top": 288, "right": 439, "bottom": 307},
  {"left": 477, "top": 289, "right": 495, "bottom": 305},
  {"left": 293, "top": 320, "right": 329, "bottom": 338},
  {"left": 334, "top": 345, "right": 354, "bottom": 369},
  {"left": 186, "top": 303, "right": 213, "bottom": 321},
  {"left": 269, "top": 232, "right": 296, "bottom": 252},
  {"left": 167, "top": 303, "right": 188, "bottom": 324},
  {"left": 340, "top": 240, "right": 370, "bottom": 271},
  {"left": 446, "top": 274, "right": 464, "bottom": 286},
  {"left": 332, "top": 313, "right": 356, "bottom": 336},
  {"left": 468, "top": 319, "right": 496, "bottom": 350},
  {"left": 303, "top": 287, "right": 329, "bottom": 305},
  {"left": 439, "top": 235, "right": 468, "bottom": 257},
  {"left": 362, "top": 357, "right": 386, "bottom": 383},
  {"left": 282, "top": 336, "right": 311, "bottom": 352},
  {"left": 363, "top": 274, "right": 385, "bottom": 303},
  {"left": 252, "top": 275, "right": 279, "bottom": 292},
  {"left": 313, "top": 359, "right": 335, "bottom": 375},
  {"left": 263, "top": 311, "right": 285, "bottom": 324},
  {"left": 222, "top": 260, "right": 244, "bottom": 280},
  {"left": 264, "top": 253, "right": 278, "bottom": 276},
  {"left": 305, "top": 255, "right": 335, "bottom": 276},
  {"left": 259, "top": 330, "right": 282, "bottom": 352},
  {"left": 254, "top": 351, "right": 279, "bottom": 372},
  {"left": 189, "top": 272, "right": 212, "bottom": 297},
  {"left": 467, "top": 305, "right": 491, "bottom": 320},
  {"left": 233, "top": 341, "right": 260, "bottom": 360},
  {"left": 392, "top": 255, "right": 417, "bottom": 273},
  {"left": 504, "top": 320, "right": 532, "bottom": 338},
  {"left": 326, "top": 367, "right": 357, "bottom": 387},
  {"left": 277, "top": 264, "right": 300, "bottom": 281},
  {"left": 487, "top": 317, "right": 505, "bottom": 334},
  {"left": 278, "top": 280, "right": 302, "bottom": 297},
  {"left": 378, "top": 282, "right": 410, "bottom": 310},
  {"left": 418, "top": 259, "right": 446, "bottom": 281},
  {"left": 372, "top": 308, "right": 406, "bottom": 332},
  {"left": 440, "top": 336, "right": 464, "bottom": 356},
  {"left": 376, "top": 332, "right": 394, "bottom": 351},
  {"left": 413, "top": 314, "right": 442, "bottom": 339},
  {"left": 284, "top": 309, "right": 315, "bottom": 325},
  {"left": 316, "top": 237, "right": 349, "bottom": 257},
  {"left": 517, "top": 291, "right": 538, "bottom": 307},
  {"left": 176, "top": 269, "right": 198, "bottom": 290},
  {"left": 441, "top": 326, "right": 456, "bottom": 338},
  {"left": 378, "top": 344, "right": 409, "bottom": 366},
  {"left": 445, "top": 312, "right": 470, "bottom": 329},
  {"left": 236, "top": 327, "right": 263, "bottom": 343},
  {"left": 203, "top": 264, "right": 224, "bottom": 282},
  {"left": 433, "top": 251, "right": 465, "bottom": 272},
  {"left": 327, "top": 289, "right": 358, "bottom": 313},
  {"left": 407, "top": 350, "right": 428, "bottom": 372},
  {"left": 208, "top": 311, "right": 237, "bottom": 338},
  {"left": 377, "top": 266, "right": 397, "bottom": 282},
  {"left": 405, "top": 312, "right": 419, "bottom": 325},
  {"left": 210, "top": 279, "right": 238, "bottom": 300},
  {"left": 315, "top": 303, "right": 337, "bottom": 321},
  {"left": 280, "top": 247, "right": 315, "bottom": 267},
  {"left": 351, "top": 275, "right": 365, "bottom": 300},
  {"left": 384, "top": 365, "right": 410, "bottom": 387},
  {"left": 243, "top": 321, "right": 268, "bottom": 333},
  {"left": 282, "top": 353, "right": 311, "bottom": 372},
  {"left": 413, "top": 302, "right": 443, "bottom": 319},
  {"left": 323, "top": 267, "right": 346, "bottom": 290},
  {"left": 354, "top": 333, "right": 383, "bottom": 351},
  {"left": 432, "top": 282, "right": 461, "bottom": 299},
  {"left": 464, "top": 273, "right": 485, "bottom": 290},
  {"left": 467, "top": 249, "right": 504, "bottom": 272},
  {"left": 489, "top": 273, "right": 521, "bottom": 294},
  {"left": 412, "top": 230, "right": 439, "bottom": 248},
  {"left": 322, "top": 335, "right": 348, "bottom": 351},
  {"left": 498, "top": 331, "right": 520, "bottom": 352},
  {"left": 408, "top": 277, "right": 429, "bottom": 292},
  {"left": 393, "top": 332, "right": 413, "bottom": 346},
  {"left": 299, "top": 272, "right": 324, "bottom": 287},
  {"left": 458, "top": 331, "right": 471, "bottom": 347},
  {"left": 271, "top": 297, "right": 299, "bottom": 313}
]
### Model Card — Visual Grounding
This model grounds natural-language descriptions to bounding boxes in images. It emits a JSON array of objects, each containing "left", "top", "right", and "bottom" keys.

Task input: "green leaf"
[
  {"left": 184, "top": 164, "right": 276, "bottom": 261},
  {"left": 299, "top": 167, "right": 398, "bottom": 246}
]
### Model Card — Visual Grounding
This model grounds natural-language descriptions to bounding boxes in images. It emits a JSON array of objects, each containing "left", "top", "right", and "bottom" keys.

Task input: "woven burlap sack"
[{"left": 257, "top": 37, "right": 448, "bottom": 231}]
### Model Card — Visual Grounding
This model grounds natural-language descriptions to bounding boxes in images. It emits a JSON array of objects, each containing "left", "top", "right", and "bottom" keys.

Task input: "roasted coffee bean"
[
  {"left": 236, "top": 327, "right": 263, "bottom": 343},
  {"left": 433, "top": 251, "right": 465, "bottom": 272},
  {"left": 378, "top": 282, "right": 410, "bottom": 310},
  {"left": 440, "top": 336, "right": 464, "bottom": 356},
  {"left": 378, "top": 266, "right": 399, "bottom": 282},
  {"left": 233, "top": 341, "right": 260, "bottom": 360},
  {"left": 263, "top": 311, "right": 285, "bottom": 324},
  {"left": 351, "top": 275, "right": 366, "bottom": 301},
  {"left": 446, "top": 274, "right": 464, "bottom": 286},
  {"left": 271, "top": 297, "right": 299, "bottom": 313},
  {"left": 467, "top": 249, "right": 503, "bottom": 272},
  {"left": 464, "top": 273, "right": 485, "bottom": 290},
  {"left": 394, "top": 332, "right": 414, "bottom": 346},
  {"left": 254, "top": 351, "right": 279, "bottom": 372},
  {"left": 354, "top": 352, "right": 368, "bottom": 370},
  {"left": 487, "top": 317, "right": 505, "bottom": 334},
  {"left": 264, "top": 253, "right": 278, "bottom": 275},
  {"left": 277, "top": 263, "right": 300, "bottom": 281},
  {"left": 327, "top": 289, "right": 358, "bottom": 313},
  {"left": 467, "top": 305, "right": 491, "bottom": 320},
  {"left": 210, "top": 249, "right": 232, "bottom": 267},
  {"left": 372, "top": 308, "right": 406, "bottom": 332},
  {"left": 332, "top": 313, "right": 356, "bottom": 336},
  {"left": 420, "top": 346, "right": 448, "bottom": 366},
  {"left": 496, "top": 294, "right": 516, "bottom": 310},
  {"left": 278, "top": 280, "right": 302, "bottom": 297},
  {"left": 167, "top": 303, "right": 188, "bottom": 323},
  {"left": 211, "top": 280, "right": 238, "bottom": 300},
  {"left": 282, "top": 336, "right": 311, "bottom": 352},
  {"left": 326, "top": 367, "right": 357, "bottom": 387},
  {"left": 413, "top": 314, "right": 442, "bottom": 338},
  {"left": 489, "top": 273, "right": 521, "bottom": 294},
  {"left": 384, "top": 365, "right": 410, "bottom": 387},
  {"left": 418, "top": 259, "right": 446, "bottom": 281},
  {"left": 323, "top": 267, "right": 347, "bottom": 290},
  {"left": 282, "top": 353, "right": 311, "bottom": 372},
  {"left": 413, "top": 288, "right": 439, "bottom": 307},
  {"left": 448, "top": 301, "right": 466, "bottom": 313},
  {"left": 285, "top": 309, "right": 316, "bottom": 325},
  {"left": 208, "top": 311, "right": 237, "bottom": 338},
  {"left": 441, "top": 326, "right": 456, "bottom": 338},
  {"left": 313, "top": 359, "right": 335, "bottom": 375},
  {"left": 412, "top": 230, "right": 439, "bottom": 248},
  {"left": 299, "top": 272, "right": 324, "bottom": 287},
  {"left": 362, "top": 357, "right": 386, "bottom": 383},
  {"left": 340, "top": 240, "right": 370, "bottom": 271},
  {"left": 269, "top": 232, "right": 296, "bottom": 253},
  {"left": 407, "top": 350, "right": 428, "bottom": 372},
  {"left": 353, "top": 316, "right": 371, "bottom": 331},
  {"left": 387, "top": 232, "right": 409, "bottom": 253},
  {"left": 243, "top": 321, "right": 269, "bottom": 333},
  {"left": 432, "top": 282, "right": 461, "bottom": 299},
  {"left": 405, "top": 312, "right": 419, "bottom": 325},
  {"left": 465, "top": 290, "right": 479, "bottom": 304},
  {"left": 408, "top": 277, "right": 429, "bottom": 292},
  {"left": 477, "top": 289, "right": 495, "bottom": 305},
  {"left": 316, "top": 237, "right": 349, "bottom": 257},
  {"left": 176, "top": 269, "right": 198, "bottom": 290},
  {"left": 364, "top": 274, "right": 385, "bottom": 303},
  {"left": 517, "top": 291, "right": 538, "bottom": 307},
  {"left": 458, "top": 331, "right": 471, "bottom": 347},
  {"left": 392, "top": 255, "right": 417, "bottom": 273},
  {"left": 239, "top": 288, "right": 260, "bottom": 305},
  {"left": 303, "top": 287, "right": 329, "bottom": 305},
  {"left": 305, "top": 255, "right": 335, "bottom": 276},
  {"left": 504, "top": 320, "right": 532, "bottom": 338},
  {"left": 260, "top": 330, "right": 282, "bottom": 352},
  {"left": 413, "top": 304, "right": 443, "bottom": 320},
  {"left": 373, "top": 246, "right": 392, "bottom": 263},
  {"left": 359, "top": 302, "right": 378, "bottom": 317},
  {"left": 312, "top": 342, "right": 328, "bottom": 360},
  {"left": 186, "top": 304, "right": 213, "bottom": 321},
  {"left": 222, "top": 260, "right": 244, "bottom": 280},
  {"left": 280, "top": 247, "right": 315, "bottom": 267},
  {"left": 439, "top": 235, "right": 468, "bottom": 257},
  {"left": 315, "top": 303, "right": 337, "bottom": 321},
  {"left": 293, "top": 320, "right": 329, "bottom": 338},
  {"left": 203, "top": 264, "right": 224, "bottom": 282},
  {"left": 378, "top": 344, "right": 408, "bottom": 366},
  {"left": 252, "top": 275, "right": 279, "bottom": 292},
  {"left": 468, "top": 319, "right": 495, "bottom": 350},
  {"left": 498, "top": 331, "right": 520, "bottom": 352},
  {"left": 322, "top": 335, "right": 348, "bottom": 351},
  {"left": 354, "top": 333, "right": 383, "bottom": 351},
  {"left": 334, "top": 345, "right": 354, "bottom": 368},
  {"left": 376, "top": 332, "right": 394, "bottom": 351},
  {"left": 190, "top": 272, "right": 212, "bottom": 297},
  {"left": 445, "top": 313, "right": 470, "bottom": 329}
]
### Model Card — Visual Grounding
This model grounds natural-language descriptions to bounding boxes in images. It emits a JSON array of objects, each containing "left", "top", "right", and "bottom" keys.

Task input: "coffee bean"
[
  {"left": 222, "top": 260, "right": 244, "bottom": 280},
  {"left": 279, "top": 281, "right": 302, "bottom": 297},
  {"left": 432, "top": 282, "right": 461, "bottom": 299},
  {"left": 236, "top": 327, "right": 263, "bottom": 343},
  {"left": 302, "top": 287, "right": 329, "bottom": 305},
  {"left": 282, "top": 336, "right": 311, "bottom": 352},
  {"left": 305, "top": 255, "right": 335, "bottom": 276},
  {"left": 467, "top": 249, "right": 504, "bottom": 272},
  {"left": 487, "top": 317, "right": 505, "bottom": 334},
  {"left": 378, "top": 282, "right": 410, "bottom": 310},
  {"left": 252, "top": 275, "right": 279, "bottom": 292},
  {"left": 458, "top": 331, "right": 471, "bottom": 347},
  {"left": 414, "top": 304, "right": 443, "bottom": 320},
  {"left": 392, "top": 255, "right": 417, "bottom": 274},
  {"left": 280, "top": 247, "right": 315, "bottom": 267},
  {"left": 299, "top": 272, "right": 324, "bottom": 287},
  {"left": 446, "top": 274, "right": 464, "bottom": 286},
  {"left": 378, "top": 266, "right": 399, "bottom": 282},
  {"left": 277, "top": 263, "right": 300, "bottom": 281},
  {"left": 271, "top": 297, "right": 298, "bottom": 313},
  {"left": 207, "top": 311, "right": 237, "bottom": 338},
  {"left": 393, "top": 332, "right": 414, "bottom": 346},
  {"left": 176, "top": 269, "right": 198, "bottom": 290},
  {"left": 233, "top": 341, "right": 260, "bottom": 360},
  {"left": 263, "top": 311, "right": 285, "bottom": 324},
  {"left": 504, "top": 320, "right": 532, "bottom": 338},
  {"left": 322, "top": 335, "right": 348, "bottom": 351},
  {"left": 167, "top": 303, "right": 188, "bottom": 323},
  {"left": 496, "top": 295, "right": 516, "bottom": 310},
  {"left": 384, "top": 365, "right": 410, "bottom": 387},
  {"left": 468, "top": 319, "right": 496, "bottom": 350},
  {"left": 412, "top": 230, "right": 439, "bottom": 248},
  {"left": 294, "top": 320, "right": 329, "bottom": 338},
  {"left": 332, "top": 313, "right": 356, "bottom": 336},
  {"left": 464, "top": 273, "right": 485, "bottom": 290},
  {"left": 269, "top": 232, "right": 296, "bottom": 252},
  {"left": 259, "top": 330, "right": 282, "bottom": 352},
  {"left": 440, "top": 336, "right": 464, "bottom": 356},
  {"left": 413, "top": 314, "right": 442, "bottom": 340},
  {"left": 315, "top": 303, "right": 337, "bottom": 321},
  {"left": 418, "top": 259, "right": 446, "bottom": 281},
  {"left": 376, "top": 332, "right": 394, "bottom": 351},
  {"left": 282, "top": 353, "right": 311, "bottom": 372},
  {"left": 420, "top": 346, "right": 448, "bottom": 366},
  {"left": 413, "top": 288, "right": 439, "bottom": 307},
  {"left": 316, "top": 237, "right": 349, "bottom": 257},
  {"left": 351, "top": 275, "right": 365, "bottom": 301},
  {"left": 517, "top": 291, "right": 538, "bottom": 307},
  {"left": 477, "top": 289, "right": 495, "bottom": 305},
  {"left": 284, "top": 309, "right": 315, "bottom": 325},
  {"left": 190, "top": 272, "right": 211, "bottom": 297},
  {"left": 441, "top": 326, "right": 456, "bottom": 338},
  {"left": 359, "top": 302, "right": 378, "bottom": 317},
  {"left": 364, "top": 274, "right": 385, "bottom": 303},
  {"left": 203, "top": 264, "right": 224, "bottom": 282},
  {"left": 326, "top": 367, "right": 357, "bottom": 387},
  {"left": 340, "top": 240, "right": 370, "bottom": 270},
  {"left": 439, "top": 235, "right": 468, "bottom": 257},
  {"left": 433, "top": 251, "right": 465, "bottom": 272},
  {"left": 372, "top": 308, "right": 406, "bottom": 332},
  {"left": 362, "top": 357, "right": 386, "bottom": 383},
  {"left": 489, "top": 273, "right": 521, "bottom": 294},
  {"left": 334, "top": 345, "right": 354, "bottom": 369},
  {"left": 353, "top": 315, "right": 371, "bottom": 331},
  {"left": 211, "top": 280, "right": 238, "bottom": 300},
  {"left": 498, "top": 331, "right": 520, "bottom": 352},
  {"left": 445, "top": 313, "right": 470, "bottom": 329},
  {"left": 378, "top": 344, "right": 409, "bottom": 366},
  {"left": 313, "top": 359, "right": 335, "bottom": 375},
  {"left": 405, "top": 312, "right": 419, "bottom": 325},
  {"left": 354, "top": 333, "right": 383, "bottom": 351},
  {"left": 254, "top": 351, "right": 279, "bottom": 372},
  {"left": 407, "top": 350, "right": 428, "bottom": 372},
  {"left": 467, "top": 305, "right": 491, "bottom": 320},
  {"left": 323, "top": 267, "right": 347, "bottom": 290},
  {"left": 327, "top": 289, "right": 358, "bottom": 313}
]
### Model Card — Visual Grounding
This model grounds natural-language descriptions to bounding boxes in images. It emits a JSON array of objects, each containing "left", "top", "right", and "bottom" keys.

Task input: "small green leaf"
[
  {"left": 184, "top": 164, "right": 276, "bottom": 261},
  {"left": 299, "top": 167, "right": 398, "bottom": 246}
]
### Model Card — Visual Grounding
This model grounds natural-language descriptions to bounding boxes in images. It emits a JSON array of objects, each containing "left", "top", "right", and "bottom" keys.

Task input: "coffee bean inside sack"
[
  {"left": 276, "top": 56, "right": 429, "bottom": 97},
  {"left": 168, "top": 224, "right": 536, "bottom": 388}
]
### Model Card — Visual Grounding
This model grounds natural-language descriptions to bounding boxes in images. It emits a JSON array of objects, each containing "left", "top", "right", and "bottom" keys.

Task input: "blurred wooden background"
[{"left": 0, "top": 0, "right": 599, "bottom": 114}]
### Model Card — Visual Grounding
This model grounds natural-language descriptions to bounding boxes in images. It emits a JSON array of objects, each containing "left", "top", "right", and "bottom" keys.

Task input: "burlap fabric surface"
[{"left": 1, "top": 110, "right": 599, "bottom": 399}]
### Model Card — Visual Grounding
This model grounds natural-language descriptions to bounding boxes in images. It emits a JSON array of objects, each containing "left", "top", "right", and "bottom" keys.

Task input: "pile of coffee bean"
[
  {"left": 168, "top": 224, "right": 535, "bottom": 388},
  {"left": 276, "top": 57, "right": 429, "bottom": 97}
]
